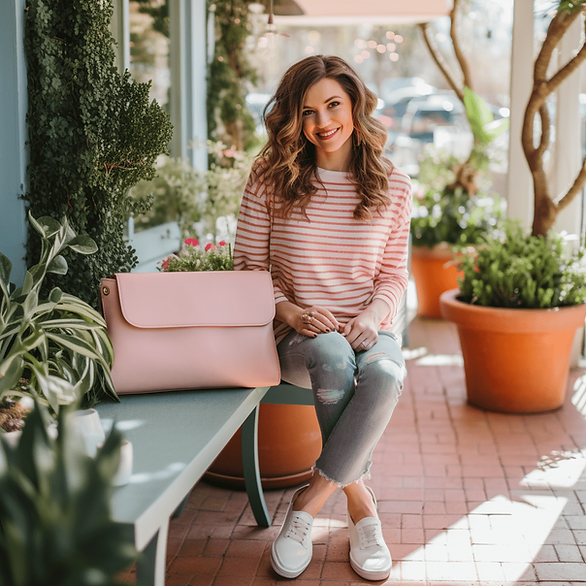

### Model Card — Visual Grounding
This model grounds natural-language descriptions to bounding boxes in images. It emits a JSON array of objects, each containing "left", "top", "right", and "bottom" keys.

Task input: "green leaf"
[
  {"left": 21, "top": 271, "right": 34, "bottom": 296},
  {"left": 49, "top": 287, "right": 63, "bottom": 304},
  {"left": 45, "top": 332, "right": 105, "bottom": 361},
  {"left": 66, "top": 235, "right": 98, "bottom": 255},
  {"left": 40, "top": 318, "right": 102, "bottom": 330},
  {"left": 46, "top": 255, "right": 68, "bottom": 276},
  {"left": 27, "top": 212, "right": 47, "bottom": 238},
  {"left": 36, "top": 216, "right": 62, "bottom": 238},
  {"left": 463, "top": 86, "right": 496, "bottom": 145},
  {"left": 0, "top": 354, "right": 25, "bottom": 393},
  {"left": 0, "top": 253, "right": 12, "bottom": 299},
  {"left": 482, "top": 117, "right": 510, "bottom": 142}
]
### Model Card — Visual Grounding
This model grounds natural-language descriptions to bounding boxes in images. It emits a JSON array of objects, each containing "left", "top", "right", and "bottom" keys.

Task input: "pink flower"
[
  {"left": 218, "top": 240, "right": 226, "bottom": 247},
  {"left": 161, "top": 258, "right": 170, "bottom": 271},
  {"left": 184, "top": 238, "right": 199, "bottom": 247},
  {"left": 205, "top": 243, "right": 216, "bottom": 251},
  {"left": 222, "top": 149, "right": 238, "bottom": 158}
]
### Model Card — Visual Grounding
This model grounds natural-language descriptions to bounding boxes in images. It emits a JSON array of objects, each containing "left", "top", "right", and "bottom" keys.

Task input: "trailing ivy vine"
[
  {"left": 24, "top": 0, "right": 173, "bottom": 307},
  {"left": 206, "top": 0, "right": 258, "bottom": 152}
]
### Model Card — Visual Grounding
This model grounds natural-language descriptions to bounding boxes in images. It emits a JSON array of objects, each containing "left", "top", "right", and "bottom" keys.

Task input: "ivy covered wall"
[{"left": 24, "top": 0, "right": 173, "bottom": 306}]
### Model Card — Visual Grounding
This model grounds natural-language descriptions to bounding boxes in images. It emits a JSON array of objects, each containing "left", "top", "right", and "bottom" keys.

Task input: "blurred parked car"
[
  {"left": 382, "top": 83, "right": 437, "bottom": 120},
  {"left": 401, "top": 93, "right": 467, "bottom": 143}
]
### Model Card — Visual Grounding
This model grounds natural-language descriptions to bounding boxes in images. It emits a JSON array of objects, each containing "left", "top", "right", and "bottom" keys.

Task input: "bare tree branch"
[
  {"left": 545, "top": 20, "right": 586, "bottom": 94},
  {"left": 536, "top": 103, "right": 551, "bottom": 158},
  {"left": 557, "top": 156, "right": 586, "bottom": 211},
  {"left": 450, "top": 0, "right": 473, "bottom": 90},
  {"left": 534, "top": 9, "right": 578, "bottom": 82},
  {"left": 418, "top": 23, "right": 464, "bottom": 101}
]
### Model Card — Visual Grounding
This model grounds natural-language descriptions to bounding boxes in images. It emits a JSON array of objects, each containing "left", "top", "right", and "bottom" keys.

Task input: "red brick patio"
[{"left": 126, "top": 315, "right": 586, "bottom": 585}]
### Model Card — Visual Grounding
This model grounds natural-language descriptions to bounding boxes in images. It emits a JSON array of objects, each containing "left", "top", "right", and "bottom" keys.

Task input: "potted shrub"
[
  {"left": 440, "top": 223, "right": 586, "bottom": 412},
  {"left": 440, "top": 1, "right": 586, "bottom": 413},
  {"left": 410, "top": 127, "right": 504, "bottom": 319},
  {"left": 0, "top": 213, "right": 117, "bottom": 429}
]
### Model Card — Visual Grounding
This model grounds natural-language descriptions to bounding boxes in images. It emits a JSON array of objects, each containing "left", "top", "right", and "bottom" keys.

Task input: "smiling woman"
[{"left": 234, "top": 54, "right": 412, "bottom": 581}]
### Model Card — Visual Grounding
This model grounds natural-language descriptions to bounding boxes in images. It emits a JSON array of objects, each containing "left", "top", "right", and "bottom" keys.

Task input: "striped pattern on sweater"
[{"left": 234, "top": 164, "right": 412, "bottom": 344}]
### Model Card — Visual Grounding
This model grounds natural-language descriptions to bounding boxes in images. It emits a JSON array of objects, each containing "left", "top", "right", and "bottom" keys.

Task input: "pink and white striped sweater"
[{"left": 234, "top": 163, "right": 412, "bottom": 344}]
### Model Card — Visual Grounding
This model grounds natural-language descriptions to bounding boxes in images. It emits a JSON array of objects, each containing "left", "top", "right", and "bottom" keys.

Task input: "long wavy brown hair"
[{"left": 257, "top": 55, "right": 392, "bottom": 220}]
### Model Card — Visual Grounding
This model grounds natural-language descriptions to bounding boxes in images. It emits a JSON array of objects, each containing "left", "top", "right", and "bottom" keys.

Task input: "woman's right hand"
[{"left": 276, "top": 302, "right": 340, "bottom": 337}]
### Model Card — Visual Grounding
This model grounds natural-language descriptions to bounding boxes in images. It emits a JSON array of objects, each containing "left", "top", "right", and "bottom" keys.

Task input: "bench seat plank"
[{"left": 96, "top": 385, "right": 270, "bottom": 585}]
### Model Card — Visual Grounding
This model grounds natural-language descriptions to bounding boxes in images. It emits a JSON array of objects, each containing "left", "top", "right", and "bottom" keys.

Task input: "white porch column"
[
  {"left": 506, "top": 0, "right": 534, "bottom": 229},
  {"left": 170, "top": 0, "right": 208, "bottom": 170},
  {"left": 550, "top": 14, "right": 584, "bottom": 236}
]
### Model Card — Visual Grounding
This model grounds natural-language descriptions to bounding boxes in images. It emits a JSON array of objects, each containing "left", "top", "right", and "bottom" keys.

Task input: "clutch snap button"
[{"left": 102, "top": 286, "right": 110, "bottom": 296}]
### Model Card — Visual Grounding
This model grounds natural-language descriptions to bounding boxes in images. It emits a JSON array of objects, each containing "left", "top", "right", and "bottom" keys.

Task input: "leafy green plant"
[
  {"left": 24, "top": 0, "right": 173, "bottom": 308},
  {"left": 207, "top": 0, "right": 258, "bottom": 151},
  {"left": 0, "top": 401, "right": 139, "bottom": 586},
  {"left": 0, "top": 214, "right": 116, "bottom": 414},
  {"left": 131, "top": 141, "right": 253, "bottom": 242},
  {"left": 130, "top": 156, "right": 205, "bottom": 239},
  {"left": 411, "top": 182, "right": 503, "bottom": 248},
  {"left": 456, "top": 221, "right": 586, "bottom": 308},
  {"left": 411, "top": 89, "right": 507, "bottom": 249},
  {"left": 160, "top": 239, "right": 234, "bottom": 272}
]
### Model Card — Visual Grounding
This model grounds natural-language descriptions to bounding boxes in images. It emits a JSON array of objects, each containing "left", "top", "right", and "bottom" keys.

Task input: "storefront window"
[{"left": 129, "top": 0, "right": 171, "bottom": 113}]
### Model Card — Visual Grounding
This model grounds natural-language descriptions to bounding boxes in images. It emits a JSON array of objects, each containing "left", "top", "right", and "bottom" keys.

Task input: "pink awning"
[{"left": 274, "top": 0, "right": 451, "bottom": 25}]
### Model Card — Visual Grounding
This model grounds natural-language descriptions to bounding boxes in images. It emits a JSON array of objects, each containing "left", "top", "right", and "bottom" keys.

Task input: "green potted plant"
[
  {"left": 0, "top": 213, "right": 117, "bottom": 428},
  {"left": 439, "top": 1, "right": 586, "bottom": 413},
  {"left": 0, "top": 400, "right": 139, "bottom": 585},
  {"left": 440, "top": 222, "right": 586, "bottom": 412}
]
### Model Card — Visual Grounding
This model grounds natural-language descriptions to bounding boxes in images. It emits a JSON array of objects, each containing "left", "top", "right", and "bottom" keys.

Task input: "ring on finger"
[{"left": 360, "top": 341, "right": 367, "bottom": 349}]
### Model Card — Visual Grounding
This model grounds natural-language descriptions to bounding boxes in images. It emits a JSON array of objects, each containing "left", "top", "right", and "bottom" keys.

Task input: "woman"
[{"left": 234, "top": 55, "right": 412, "bottom": 581}]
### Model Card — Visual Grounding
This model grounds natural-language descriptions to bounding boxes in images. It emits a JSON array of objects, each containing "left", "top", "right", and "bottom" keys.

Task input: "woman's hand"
[
  {"left": 341, "top": 299, "right": 390, "bottom": 351},
  {"left": 276, "top": 302, "right": 340, "bottom": 338}
]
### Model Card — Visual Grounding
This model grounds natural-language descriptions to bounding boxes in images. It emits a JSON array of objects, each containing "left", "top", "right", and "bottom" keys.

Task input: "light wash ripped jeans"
[{"left": 277, "top": 330, "right": 406, "bottom": 487}]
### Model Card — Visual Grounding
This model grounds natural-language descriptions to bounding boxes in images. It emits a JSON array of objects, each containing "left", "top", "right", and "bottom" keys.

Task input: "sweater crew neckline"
[{"left": 317, "top": 166, "right": 352, "bottom": 180}]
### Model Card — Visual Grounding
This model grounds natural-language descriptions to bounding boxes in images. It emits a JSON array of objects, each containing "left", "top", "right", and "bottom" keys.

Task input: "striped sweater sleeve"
[
  {"left": 373, "top": 176, "right": 413, "bottom": 322},
  {"left": 233, "top": 167, "right": 288, "bottom": 304}
]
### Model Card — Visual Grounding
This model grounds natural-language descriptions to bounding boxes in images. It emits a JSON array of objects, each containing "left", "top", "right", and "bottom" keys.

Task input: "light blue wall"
[{"left": 0, "top": 0, "right": 27, "bottom": 285}]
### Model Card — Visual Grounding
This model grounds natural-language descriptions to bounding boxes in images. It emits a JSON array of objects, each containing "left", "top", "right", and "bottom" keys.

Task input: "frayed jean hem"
[{"left": 312, "top": 462, "right": 372, "bottom": 489}]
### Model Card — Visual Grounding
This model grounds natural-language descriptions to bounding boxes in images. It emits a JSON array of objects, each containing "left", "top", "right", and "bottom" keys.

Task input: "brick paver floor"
[{"left": 126, "top": 315, "right": 586, "bottom": 585}]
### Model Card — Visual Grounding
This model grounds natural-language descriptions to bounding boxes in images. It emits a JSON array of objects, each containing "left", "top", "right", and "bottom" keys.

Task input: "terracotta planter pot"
[
  {"left": 411, "top": 244, "right": 462, "bottom": 319},
  {"left": 440, "top": 288, "right": 586, "bottom": 413},
  {"left": 205, "top": 403, "right": 322, "bottom": 489}
]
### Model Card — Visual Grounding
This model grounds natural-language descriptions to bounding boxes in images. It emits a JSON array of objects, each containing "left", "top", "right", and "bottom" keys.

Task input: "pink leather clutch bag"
[{"left": 99, "top": 271, "right": 281, "bottom": 394}]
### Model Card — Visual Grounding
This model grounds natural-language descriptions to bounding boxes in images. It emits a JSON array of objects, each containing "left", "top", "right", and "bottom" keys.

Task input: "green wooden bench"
[{"left": 95, "top": 385, "right": 272, "bottom": 586}]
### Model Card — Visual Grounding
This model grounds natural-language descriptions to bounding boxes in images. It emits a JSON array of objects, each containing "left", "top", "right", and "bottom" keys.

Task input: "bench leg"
[
  {"left": 136, "top": 521, "right": 169, "bottom": 586},
  {"left": 241, "top": 404, "right": 271, "bottom": 527},
  {"left": 172, "top": 491, "right": 191, "bottom": 519}
]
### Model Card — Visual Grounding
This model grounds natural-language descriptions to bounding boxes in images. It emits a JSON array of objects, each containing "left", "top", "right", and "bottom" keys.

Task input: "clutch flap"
[{"left": 113, "top": 271, "right": 276, "bottom": 329}]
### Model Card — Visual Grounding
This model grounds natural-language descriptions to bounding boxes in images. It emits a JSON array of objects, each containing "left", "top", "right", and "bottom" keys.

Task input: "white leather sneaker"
[
  {"left": 347, "top": 487, "right": 392, "bottom": 581},
  {"left": 270, "top": 485, "right": 314, "bottom": 578}
]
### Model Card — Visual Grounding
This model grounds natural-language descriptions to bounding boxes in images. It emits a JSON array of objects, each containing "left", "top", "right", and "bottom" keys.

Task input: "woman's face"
[{"left": 301, "top": 77, "right": 355, "bottom": 171}]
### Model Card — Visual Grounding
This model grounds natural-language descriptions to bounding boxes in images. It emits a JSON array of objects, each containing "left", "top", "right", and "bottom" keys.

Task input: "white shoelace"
[
  {"left": 286, "top": 514, "right": 312, "bottom": 546},
  {"left": 358, "top": 523, "right": 383, "bottom": 549}
]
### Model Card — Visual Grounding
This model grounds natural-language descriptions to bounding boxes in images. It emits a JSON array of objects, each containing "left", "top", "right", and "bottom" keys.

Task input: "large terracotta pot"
[
  {"left": 411, "top": 244, "right": 462, "bottom": 319},
  {"left": 205, "top": 403, "right": 322, "bottom": 489},
  {"left": 440, "top": 288, "right": 586, "bottom": 413}
]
